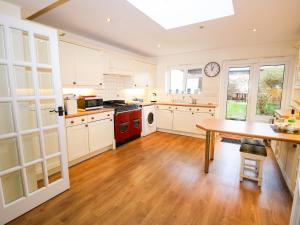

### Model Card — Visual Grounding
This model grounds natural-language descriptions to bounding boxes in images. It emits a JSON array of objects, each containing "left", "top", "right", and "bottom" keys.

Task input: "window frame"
[{"left": 166, "top": 65, "right": 203, "bottom": 94}]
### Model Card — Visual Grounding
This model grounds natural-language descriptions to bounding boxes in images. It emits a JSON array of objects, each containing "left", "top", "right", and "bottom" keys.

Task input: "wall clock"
[{"left": 204, "top": 62, "right": 220, "bottom": 77}]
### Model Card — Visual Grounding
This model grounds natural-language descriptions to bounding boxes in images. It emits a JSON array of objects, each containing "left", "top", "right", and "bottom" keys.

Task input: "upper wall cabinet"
[
  {"left": 131, "top": 60, "right": 156, "bottom": 88},
  {"left": 107, "top": 53, "right": 133, "bottom": 76},
  {"left": 59, "top": 41, "right": 104, "bottom": 87}
]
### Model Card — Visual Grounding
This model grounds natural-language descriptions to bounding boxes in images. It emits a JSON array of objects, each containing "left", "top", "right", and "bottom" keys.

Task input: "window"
[{"left": 168, "top": 67, "right": 202, "bottom": 94}]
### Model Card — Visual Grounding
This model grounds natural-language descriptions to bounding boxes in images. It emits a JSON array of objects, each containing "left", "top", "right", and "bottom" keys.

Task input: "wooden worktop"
[
  {"left": 196, "top": 118, "right": 300, "bottom": 143},
  {"left": 65, "top": 108, "right": 114, "bottom": 119},
  {"left": 156, "top": 102, "right": 218, "bottom": 108}
]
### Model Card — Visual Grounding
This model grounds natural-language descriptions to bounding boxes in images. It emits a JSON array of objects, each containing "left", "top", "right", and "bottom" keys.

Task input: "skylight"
[{"left": 126, "top": 0, "right": 234, "bottom": 29}]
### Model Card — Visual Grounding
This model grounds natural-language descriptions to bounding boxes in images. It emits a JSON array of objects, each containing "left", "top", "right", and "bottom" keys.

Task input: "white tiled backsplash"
[{"left": 103, "top": 75, "right": 132, "bottom": 100}]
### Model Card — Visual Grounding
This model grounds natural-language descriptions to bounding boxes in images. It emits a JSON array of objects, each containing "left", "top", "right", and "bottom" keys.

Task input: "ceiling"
[{"left": 5, "top": 0, "right": 300, "bottom": 57}]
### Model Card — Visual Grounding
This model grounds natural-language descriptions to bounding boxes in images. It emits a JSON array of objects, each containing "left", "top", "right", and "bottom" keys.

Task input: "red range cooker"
[{"left": 104, "top": 100, "right": 142, "bottom": 147}]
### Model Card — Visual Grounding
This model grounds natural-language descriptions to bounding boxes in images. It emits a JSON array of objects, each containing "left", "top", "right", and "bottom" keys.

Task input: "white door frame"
[
  {"left": 220, "top": 56, "right": 295, "bottom": 122},
  {"left": 0, "top": 14, "right": 69, "bottom": 224}
]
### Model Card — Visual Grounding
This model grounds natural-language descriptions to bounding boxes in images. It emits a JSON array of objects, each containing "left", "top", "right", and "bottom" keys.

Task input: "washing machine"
[{"left": 142, "top": 105, "right": 156, "bottom": 136}]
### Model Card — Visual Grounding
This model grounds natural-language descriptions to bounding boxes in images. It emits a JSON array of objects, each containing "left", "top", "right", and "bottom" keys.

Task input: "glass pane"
[
  {"left": 14, "top": 66, "right": 34, "bottom": 96},
  {"left": 226, "top": 67, "right": 250, "bottom": 121},
  {"left": 186, "top": 77, "right": 202, "bottom": 94},
  {"left": 17, "top": 101, "right": 38, "bottom": 131},
  {"left": 256, "top": 65, "right": 285, "bottom": 116},
  {"left": 0, "top": 65, "right": 10, "bottom": 97},
  {"left": 44, "top": 129, "right": 59, "bottom": 156},
  {"left": 170, "top": 69, "right": 184, "bottom": 93},
  {"left": 0, "top": 102, "right": 14, "bottom": 134},
  {"left": 10, "top": 28, "right": 30, "bottom": 62},
  {"left": 35, "top": 34, "right": 51, "bottom": 64},
  {"left": 0, "top": 138, "right": 19, "bottom": 171},
  {"left": 1, "top": 170, "right": 24, "bottom": 204},
  {"left": 22, "top": 132, "right": 41, "bottom": 163},
  {"left": 26, "top": 163, "right": 45, "bottom": 193},
  {"left": 38, "top": 68, "right": 53, "bottom": 96},
  {"left": 46, "top": 156, "right": 62, "bottom": 184},
  {"left": 0, "top": 26, "right": 5, "bottom": 59},
  {"left": 40, "top": 99, "right": 57, "bottom": 127}
]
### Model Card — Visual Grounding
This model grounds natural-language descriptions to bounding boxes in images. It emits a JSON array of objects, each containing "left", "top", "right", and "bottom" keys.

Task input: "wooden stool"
[{"left": 240, "top": 141, "right": 267, "bottom": 187}]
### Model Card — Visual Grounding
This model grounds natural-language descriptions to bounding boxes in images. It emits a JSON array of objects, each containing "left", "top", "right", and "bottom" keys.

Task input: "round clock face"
[{"left": 204, "top": 62, "right": 220, "bottom": 77}]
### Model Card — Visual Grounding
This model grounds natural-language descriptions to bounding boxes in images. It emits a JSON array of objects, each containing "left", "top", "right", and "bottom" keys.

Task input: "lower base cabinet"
[
  {"left": 67, "top": 124, "right": 89, "bottom": 161},
  {"left": 271, "top": 140, "right": 300, "bottom": 195},
  {"left": 66, "top": 112, "right": 115, "bottom": 164},
  {"left": 88, "top": 118, "right": 114, "bottom": 153},
  {"left": 156, "top": 105, "right": 215, "bottom": 136}
]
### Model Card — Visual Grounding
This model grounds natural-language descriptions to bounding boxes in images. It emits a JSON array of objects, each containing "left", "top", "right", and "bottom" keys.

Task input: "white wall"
[
  {"left": 0, "top": 0, "right": 21, "bottom": 18},
  {"left": 153, "top": 41, "right": 298, "bottom": 105}
]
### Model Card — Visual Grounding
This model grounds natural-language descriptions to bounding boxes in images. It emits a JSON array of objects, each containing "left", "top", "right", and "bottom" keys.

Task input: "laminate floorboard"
[{"left": 8, "top": 132, "right": 292, "bottom": 225}]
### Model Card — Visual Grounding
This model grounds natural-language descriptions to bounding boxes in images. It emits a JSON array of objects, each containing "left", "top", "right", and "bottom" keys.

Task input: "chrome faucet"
[{"left": 188, "top": 95, "right": 197, "bottom": 104}]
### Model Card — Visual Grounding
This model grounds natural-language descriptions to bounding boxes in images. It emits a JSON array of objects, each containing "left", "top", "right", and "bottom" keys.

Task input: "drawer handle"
[
  {"left": 192, "top": 112, "right": 194, "bottom": 115},
  {"left": 71, "top": 121, "right": 74, "bottom": 124},
  {"left": 72, "top": 81, "right": 76, "bottom": 85},
  {"left": 81, "top": 119, "right": 85, "bottom": 121},
  {"left": 110, "top": 119, "right": 113, "bottom": 121},
  {"left": 85, "top": 124, "right": 88, "bottom": 127},
  {"left": 91, "top": 117, "right": 95, "bottom": 120},
  {"left": 197, "top": 109, "right": 199, "bottom": 111},
  {"left": 107, "top": 114, "right": 110, "bottom": 117},
  {"left": 189, "top": 108, "right": 191, "bottom": 110},
  {"left": 209, "top": 109, "right": 212, "bottom": 112}
]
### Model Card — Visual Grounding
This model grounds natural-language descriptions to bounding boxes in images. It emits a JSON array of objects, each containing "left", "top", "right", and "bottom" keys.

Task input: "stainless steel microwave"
[{"left": 77, "top": 96, "right": 103, "bottom": 111}]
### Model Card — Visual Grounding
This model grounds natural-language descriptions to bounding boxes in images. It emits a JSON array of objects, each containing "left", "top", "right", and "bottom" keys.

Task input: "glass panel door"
[
  {"left": 0, "top": 15, "right": 69, "bottom": 224},
  {"left": 225, "top": 67, "right": 250, "bottom": 121},
  {"left": 256, "top": 65, "right": 285, "bottom": 116}
]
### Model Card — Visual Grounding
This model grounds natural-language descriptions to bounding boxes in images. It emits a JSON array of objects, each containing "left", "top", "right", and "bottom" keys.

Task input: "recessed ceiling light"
[
  {"left": 106, "top": 17, "right": 111, "bottom": 23},
  {"left": 126, "top": 0, "right": 234, "bottom": 29},
  {"left": 252, "top": 28, "right": 257, "bottom": 32},
  {"left": 157, "top": 44, "right": 161, "bottom": 48}
]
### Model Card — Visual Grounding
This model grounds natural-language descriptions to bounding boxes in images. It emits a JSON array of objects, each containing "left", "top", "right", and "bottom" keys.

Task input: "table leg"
[
  {"left": 210, "top": 132, "right": 216, "bottom": 160},
  {"left": 205, "top": 130, "right": 211, "bottom": 173}
]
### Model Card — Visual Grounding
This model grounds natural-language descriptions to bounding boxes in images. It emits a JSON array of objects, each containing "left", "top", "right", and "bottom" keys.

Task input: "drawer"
[
  {"left": 87, "top": 111, "right": 113, "bottom": 122},
  {"left": 155, "top": 105, "right": 174, "bottom": 110},
  {"left": 65, "top": 116, "right": 87, "bottom": 127},
  {"left": 192, "top": 107, "right": 214, "bottom": 113}
]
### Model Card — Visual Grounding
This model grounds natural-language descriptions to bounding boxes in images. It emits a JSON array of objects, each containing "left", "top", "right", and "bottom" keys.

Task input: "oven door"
[
  {"left": 130, "top": 110, "right": 142, "bottom": 136},
  {"left": 115, "top": 112, "right": 130, "bottom": 141}
]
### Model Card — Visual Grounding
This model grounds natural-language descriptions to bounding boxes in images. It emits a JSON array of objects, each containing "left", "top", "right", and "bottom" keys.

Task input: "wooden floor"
[{"left": 9, "top": 132, "right": 293, "bottom": 225}]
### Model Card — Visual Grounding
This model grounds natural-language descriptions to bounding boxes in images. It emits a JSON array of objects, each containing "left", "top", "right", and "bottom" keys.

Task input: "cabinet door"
[
  {"left": 66, "top": 124, "right": 89, "bottom": 161},
  {"left": 285, "top": 144, "right": 300, "bottom": 192},
  {"left": 156, "top": 110, "right": 173, "bottom": 130},
  {"left": 193, "top": 112, "right": 214, "bottom": 134},
  {"left": 88, "top": 119, "right": 114, "bottom": 153},
  {"left": 278, "top": 142, "right": 288, "bottom": 171},
  {"left": 75, "top": 46, "right": 103, "bottom": 86},
  {"left": 173, "top": 111, "right": 194, "bottom": 133},
  {"left": 59, "top": 41, "right": 76, "bottom": 85}
]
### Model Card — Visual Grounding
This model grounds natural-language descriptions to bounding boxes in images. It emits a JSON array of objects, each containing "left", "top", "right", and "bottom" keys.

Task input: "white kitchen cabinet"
[
  {"left": 59, "top": 41, "right": 104, "bottom": 87},
  {"left": 59, "top": 41, "right": 76, "bottom": 85},
  {"left": 65, "top": 112, "right": 115, "bottom": 164},
  {"left": 107, "top": 53, "right": 133, "bottom": 75},
  {"left": 173, "top": 111, "right": 194, "bottom": 133},
  {"left": 66, "top": 124, "right": 89, "bottom": 161},
  {"left": 132, "top": 60, "right": 155, "bottom": 88},
  {"left": 88, "top": 118, "right": 114, "bottom": 153},
  {"left": 156, "top": 109, "right": 173, "bottom": 130},
  {"left": 193, "top": 112, "right": 214, "bottom": 134}
]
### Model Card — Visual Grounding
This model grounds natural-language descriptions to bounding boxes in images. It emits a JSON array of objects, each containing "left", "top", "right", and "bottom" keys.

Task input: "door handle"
[{"left": 49, "top": 106, "right": 64, "bottom": 116}]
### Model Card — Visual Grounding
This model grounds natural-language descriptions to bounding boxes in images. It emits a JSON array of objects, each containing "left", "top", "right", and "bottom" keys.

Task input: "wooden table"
[{"left": 196, "top": 119, "right": 300, "bottom": 173}]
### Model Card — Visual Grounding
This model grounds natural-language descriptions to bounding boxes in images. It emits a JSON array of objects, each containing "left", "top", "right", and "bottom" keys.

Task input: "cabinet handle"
[
  {"left": 110, "top": 119, "right": 113, "bottom": 121},
  {"left": 72, "top": 81, "right": 76, "bottom": 85},
  {"left": 175, "top": 107, "right": 178, "bottom": 110},
  {"left": 189, "top": 108, "right": 191, "bottom": 111},
  {"left": 197, "top": 109, "right": 199, "bottom": 111},
  {"left": 293, "top": 144, "right": 297, "bottom": 148},
  {"left": 99, "top": 83, "right": 103, "bottom": 86},
  {"left": 209, "top": 109, "right": 212, "bottom": 112},
  {"left": 107, "top": 114, "right": 110, "bottom": 117},
  {"left": 85, "top": 124, "right": 88, "bottom": 127},
  {"left": 192, "top": 112, "right": 194, "bottom": 115},
  {"left": 91, "top": 117, "right": 95, "bottom": 120},
  {"left": 81, "top": 118, "right": 85, "bottom": 121},
  {"left": 71, "top": 121, "right": 74, "bottom": 124}
]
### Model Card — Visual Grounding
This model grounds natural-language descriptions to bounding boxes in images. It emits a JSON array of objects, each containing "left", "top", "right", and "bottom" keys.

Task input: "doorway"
[{"left": 222, "top": 58, "right": 293, "bottom": 122}]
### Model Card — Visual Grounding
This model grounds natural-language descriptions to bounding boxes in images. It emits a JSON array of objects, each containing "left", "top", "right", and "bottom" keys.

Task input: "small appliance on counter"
[
  {"left": 150, "top": 92, "right": 157, "bottom": 103},
  {"left": 64, "top": 95, "right": 78, "bottom": 115},
  {"left": 77, "top": 95, "right": 103, "bottom": 111}
]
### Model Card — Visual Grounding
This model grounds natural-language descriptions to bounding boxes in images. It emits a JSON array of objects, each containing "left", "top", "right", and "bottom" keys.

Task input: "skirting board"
[{"left": 157, "top": 128, "right": 206, "bottom": 139}]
